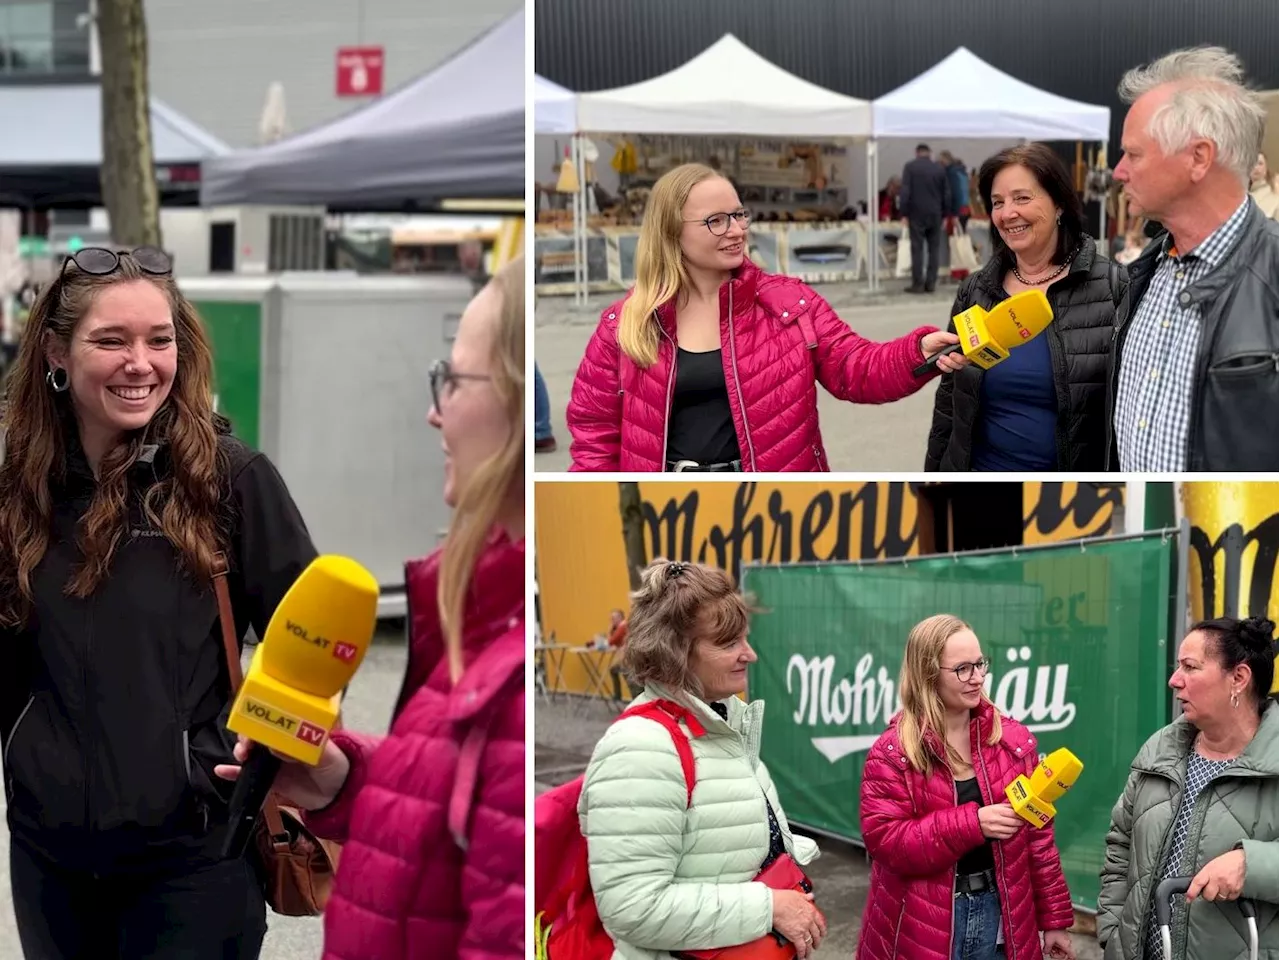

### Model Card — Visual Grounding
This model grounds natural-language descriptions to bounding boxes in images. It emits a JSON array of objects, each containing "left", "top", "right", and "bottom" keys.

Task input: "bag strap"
[
  {"left": 211, "top": 553, "right": 289, "bottom": 847},
  {"left": 618, "top": 700, "right": 702, "bottom": 807}
]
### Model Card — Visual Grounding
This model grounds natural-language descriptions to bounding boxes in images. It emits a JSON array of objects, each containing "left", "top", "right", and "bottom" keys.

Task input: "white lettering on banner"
[{"left": 785, "top": 647, "right": 1077, "bottom": 764}]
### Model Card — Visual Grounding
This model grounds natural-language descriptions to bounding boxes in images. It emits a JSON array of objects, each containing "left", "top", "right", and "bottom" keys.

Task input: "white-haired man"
[{"left": 1107, "top": 46, "right": 1278, "bottom": 471}]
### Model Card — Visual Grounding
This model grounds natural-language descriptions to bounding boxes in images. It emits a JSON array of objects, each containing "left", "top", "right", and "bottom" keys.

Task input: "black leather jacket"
[{"left": 1105, "top": 200, "right": 1279, "bottom": 471}]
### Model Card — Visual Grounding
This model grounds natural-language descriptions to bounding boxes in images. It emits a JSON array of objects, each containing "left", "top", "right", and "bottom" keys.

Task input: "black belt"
[
  {"left": 666, "top": 459, "right": 743, "bottom": 473},
  {"left": 954, "top": 868, "right": 997, "bottom": 895}
]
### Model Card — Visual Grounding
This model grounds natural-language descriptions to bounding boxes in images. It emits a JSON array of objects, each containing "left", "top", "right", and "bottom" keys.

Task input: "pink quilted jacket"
[
  {"left": 566, "top": 260, "right": 939, "bottom": 471},
  {"left": 856, "top": 700, "right": 1074, "bottom": 960},
  {"left": 306, "top": 532, "right": 525, "bottom": 960}
]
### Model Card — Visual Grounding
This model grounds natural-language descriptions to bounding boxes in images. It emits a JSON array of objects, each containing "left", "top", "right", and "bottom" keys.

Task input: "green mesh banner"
[{"left": 741, "top": 534, "right": 1175, "bottom": 909}]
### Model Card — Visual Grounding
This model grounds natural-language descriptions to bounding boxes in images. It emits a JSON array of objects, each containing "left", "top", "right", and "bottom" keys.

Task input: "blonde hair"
[
  {"left": 897, "top": 614, "right": 1001, "bottom": 776},
  {"left": 437, "top": 256, "right": 525, "bottom": 684},
  {"left": 623, "top": 559, "right": 754, "bottom": 700},
  {"left": 619, "top": 163, "right": 726, "bottom": 367}
]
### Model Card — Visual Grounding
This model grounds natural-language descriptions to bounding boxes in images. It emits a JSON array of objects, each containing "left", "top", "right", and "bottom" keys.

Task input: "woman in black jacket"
[
  {"left": 926, "top": 143, "right": 1125, "bottom": 471},
  {"left": 0, "top": 247, "right": 316, "bottom": 958}
]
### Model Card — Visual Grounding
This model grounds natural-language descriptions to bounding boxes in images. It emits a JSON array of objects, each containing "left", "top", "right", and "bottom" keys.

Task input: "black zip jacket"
[
  {"left": 926, "top": 240, "right": 1124, "bottom": 471},
  {"left": 0, "top": 426, "right": 316, "bottom": 874}
]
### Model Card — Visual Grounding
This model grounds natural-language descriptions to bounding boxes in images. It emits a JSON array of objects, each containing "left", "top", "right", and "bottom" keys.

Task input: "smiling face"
[
  {"left": 989, "top": 163, "right": 1060, "bottom": 259},
  {"left": 937, "top": 629, "right": 987, "bottom": 713},
  {"left": 427, "top": 281, "right": 510, "bottom": 509},
  {"left": 678, "top": 177, "right": 748, "bottom": 273},
  {"left": 46, "top": 279, "right": 177, "bottom": 452},
  {"left": 689, "top": 625, "right": 758, "bottom": 702}
]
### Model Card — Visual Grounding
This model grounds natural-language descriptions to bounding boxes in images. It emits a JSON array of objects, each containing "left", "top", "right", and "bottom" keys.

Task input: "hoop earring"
[
  {"left": 1056, "top": 213, "right": 1062, "bottom": 225},
  {"left": 1231, "top": 689, "right": 1240, "bottom": 709},
  {"left": 46, "top": 367, "right": 70, "bottom": 393}
]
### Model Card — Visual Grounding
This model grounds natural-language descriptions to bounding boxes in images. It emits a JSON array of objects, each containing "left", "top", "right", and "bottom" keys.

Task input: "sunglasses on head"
[{"left": 58, "top": 246, "right": 173, "bottom": 282}]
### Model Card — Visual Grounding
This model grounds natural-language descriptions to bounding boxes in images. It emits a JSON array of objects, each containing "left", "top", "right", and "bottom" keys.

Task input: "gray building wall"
[
  {"left": 146, "top": 0, "right": 523, "bottom": 148},
  {"left": 535, "top": 0, "right": 1279, "bottom": 152}
]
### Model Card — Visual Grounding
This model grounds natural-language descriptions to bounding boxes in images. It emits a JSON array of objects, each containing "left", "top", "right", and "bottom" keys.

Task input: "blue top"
[{"left": 970, "top": 330, "right": 1058, "bottom": 470}]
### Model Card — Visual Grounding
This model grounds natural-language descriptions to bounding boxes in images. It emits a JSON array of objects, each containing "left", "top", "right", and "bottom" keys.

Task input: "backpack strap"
[{"left": 617, "top": 699, "right": 704, "bottom": 807}]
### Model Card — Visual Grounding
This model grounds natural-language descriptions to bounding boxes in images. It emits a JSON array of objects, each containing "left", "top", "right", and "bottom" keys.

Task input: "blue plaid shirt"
[{"left": 1115, "top": 197, "right": 1253, "bottom": 471}]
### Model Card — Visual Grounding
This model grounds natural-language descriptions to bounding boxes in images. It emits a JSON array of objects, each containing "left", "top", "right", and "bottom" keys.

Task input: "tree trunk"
[
  {"left": 618, "top": 482, "right": 647, "bottom": 591},
  {"left": 98, "top": 0, "right": 161, "bottom": 248}
]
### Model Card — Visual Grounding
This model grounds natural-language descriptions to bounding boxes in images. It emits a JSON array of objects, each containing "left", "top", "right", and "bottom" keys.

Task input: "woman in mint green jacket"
[
  {"left": 578, "top": 560, "right": 827, "bottom": 960},
  {"left": 1098, "top": 616, "right": 1278, "bottom": 960}
]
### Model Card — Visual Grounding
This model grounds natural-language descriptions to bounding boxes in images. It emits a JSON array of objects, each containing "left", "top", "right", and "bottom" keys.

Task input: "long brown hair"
[
  {"left": 0, "top": 255, "right": 224, "bottom": 629},
  {"left": 897, "top": 614, "right": 1001, "bottom": 776},
  {"left": 437, "top": 256, "right": 525, "bottom": 684},
  {"left": 619, "top": 163, "right": 724, "bottom": 367}
]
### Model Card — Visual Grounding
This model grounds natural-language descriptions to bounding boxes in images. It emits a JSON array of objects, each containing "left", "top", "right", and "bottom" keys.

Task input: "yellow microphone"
[
  {"left": 221, "top": 556, "right": 379, "bottom": 857},
  {"left": 1004, "top": 747, "right": 1083, "bottom": 828},
  {"left": 913, "top": 289, "right": 1055, "bottom": 377}
]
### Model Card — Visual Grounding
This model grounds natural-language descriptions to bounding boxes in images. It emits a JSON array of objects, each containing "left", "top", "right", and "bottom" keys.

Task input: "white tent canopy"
[
  {"left": 871, "top": 47, "right": 1110, "bottom": 141},
  {"left": 535, "top": 74, "right": 577, "bottom": 133},
  {"left": 576, "top": 34, "right": 872, "bottom": 138}
]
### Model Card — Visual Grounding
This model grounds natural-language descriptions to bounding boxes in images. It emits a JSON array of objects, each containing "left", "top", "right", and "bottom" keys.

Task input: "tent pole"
[
  {"left": 577, "top": 134, "right": 589, "bottom": 304},
  {"left": 1098, "top": 140, "right": 1108, "bottom": 250},
  {"left": 576, "top": 135, "right": 586, "bottom": 304},
  {"left": 866, "top": 139, "right": 876, "bottom": 293}
]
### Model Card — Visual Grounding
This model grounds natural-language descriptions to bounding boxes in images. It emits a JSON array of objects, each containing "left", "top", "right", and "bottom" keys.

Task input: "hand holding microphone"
[
  {"left": 213, "top": 555, "right": 379, "bottom": 859},
  {"left": 913, "top": 289, "right": 1054, "bottom": 378},
  {"left": 920, "top": 330, "right": 969, "bottom": 374},
  {"left": 1004, "top": 747, "right": 1084, "bottom": 828}
]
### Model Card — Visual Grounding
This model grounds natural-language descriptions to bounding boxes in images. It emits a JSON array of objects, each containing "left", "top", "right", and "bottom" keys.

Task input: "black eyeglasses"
[
  {"left": 59, "top": 246, "right": 173, "bottom": 282},
  {"left": 429, "top": 358, "right": 491, "bottom": 411},
  {"left": 944, "top": 658, "right": 991, "bottom": 682},
  {"left": 683, "top": 208, "right": 752, "bottom": 236}
]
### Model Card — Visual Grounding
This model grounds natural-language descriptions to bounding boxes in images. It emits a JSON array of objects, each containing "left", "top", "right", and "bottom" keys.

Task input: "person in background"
[
  {"left": 566, "top": 163, "right": 966, "bottom": 472},
  {"left": 1098, "top": 616, "right": 1277, "bottom": 960},
  {"left": 901, "top": 144, "right": 952, "bottom": 293},
  {"left": 940, "top": 151, "right": 973, "bottom": 229},
  {"left": 1249, "top": 151, "right": 1279, "bottom": 220},
  {"left": 1115, "top": 217, "right": 1150, "bottom": 265},
  {"left": 534, "top": 361, "right": 557, "bottom": 453},
  {"left": 217, "top": 257, "right": 527, "bottom": 960},
  {"left": 602, "top": 608, "right": 639, "bottom": 702},
  {"left": 1109, "top": 46, "right": 1278, "bottom": 472},
  {"left": 858, "top": 614, "right": 1075, "bottom": 960},
  {"left": 879, "top": 175, "right": 903, "bottom": 221},
  {"left": 0, "top": 247, "right": 315, "bottom": 958},
  {"left": 927, "top": 143, "right": 1122, "bottom": 471}
]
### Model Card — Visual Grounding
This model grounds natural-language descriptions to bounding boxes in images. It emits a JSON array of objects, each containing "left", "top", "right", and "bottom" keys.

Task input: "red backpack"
[{"left": 534, "top": 700, "right": 707, "bottom": 959}]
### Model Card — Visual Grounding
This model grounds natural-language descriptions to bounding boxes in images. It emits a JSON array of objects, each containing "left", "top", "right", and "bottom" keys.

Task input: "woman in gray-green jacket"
[{"left": 1098, "top": 616, "right": 1278, "bottom": 960}]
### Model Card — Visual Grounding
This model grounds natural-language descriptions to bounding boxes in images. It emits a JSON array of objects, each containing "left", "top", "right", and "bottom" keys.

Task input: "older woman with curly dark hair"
[{"left": 0, "top": 247, "right": 315, "bottom": 958}]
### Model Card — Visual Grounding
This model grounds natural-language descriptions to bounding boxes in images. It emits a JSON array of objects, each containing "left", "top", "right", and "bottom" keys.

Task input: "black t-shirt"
[
  {"left": 665, "top": 348, "right": 740, "bottom": 466},
  {"left": 955, "top": 777, "right": 995, "bottom": 875}
]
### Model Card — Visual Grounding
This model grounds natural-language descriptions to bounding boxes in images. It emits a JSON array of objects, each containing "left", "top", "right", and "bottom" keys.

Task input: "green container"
[
  {"left": 192, "top": 299, "right": 262, "bottom": 449},
  {"left": 742, "top": 534, "right": 1175, "bottom": 910}
]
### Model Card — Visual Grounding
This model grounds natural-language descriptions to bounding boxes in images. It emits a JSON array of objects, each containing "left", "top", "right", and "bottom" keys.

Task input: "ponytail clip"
[{"left": 666, "top": 562, "right": 688, "bottom": 580}]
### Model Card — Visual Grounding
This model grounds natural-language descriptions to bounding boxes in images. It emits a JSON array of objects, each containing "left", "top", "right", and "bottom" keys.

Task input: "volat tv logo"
[{"left": 785, "top": 646, "right": 1077, "bottom": 762}]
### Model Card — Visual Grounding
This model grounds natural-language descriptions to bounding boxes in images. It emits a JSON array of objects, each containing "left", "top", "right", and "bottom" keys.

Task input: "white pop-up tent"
[
  {"left": 535, "top": 74, "right": 577, "bottom": 134},
  {"left": 866, "top": 47, "right": 1111, "bottom": 289},
  {"left": 576, "top": 34, "right": 872, "bottom": 137},
  {"left": 556, "top": 35, "right": 873, "bottom": 300}
]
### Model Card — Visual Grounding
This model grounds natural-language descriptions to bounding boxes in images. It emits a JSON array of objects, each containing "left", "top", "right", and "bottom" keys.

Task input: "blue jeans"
[
  {"left": 534, "top": 362, "right": 553, "bottom": 441},
  {"left": 951, "top": 889, "right": 1006, "bottom": 960}
]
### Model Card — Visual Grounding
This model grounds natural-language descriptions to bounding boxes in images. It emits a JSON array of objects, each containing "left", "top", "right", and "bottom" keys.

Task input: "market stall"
[
  {"left": 200, "top": 11, "right": 523, "bottom": 210},
  {"left": 535, "top": 34, "right": 874, "bottom": 298},
  {"left": 867, "top": 47, "right": 1111, "bottom": 290}
]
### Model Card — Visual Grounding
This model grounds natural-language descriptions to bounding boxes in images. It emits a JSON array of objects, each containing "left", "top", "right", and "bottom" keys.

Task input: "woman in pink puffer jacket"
[
  {"left": 218, "top": 258, "right": 526, "bottom": 959},
  {"left": 858, "top": 615, "right": 1076, "bottom": 960},
  {"left": 565, "top": 163, "right": 967, "bottom": 472}
]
